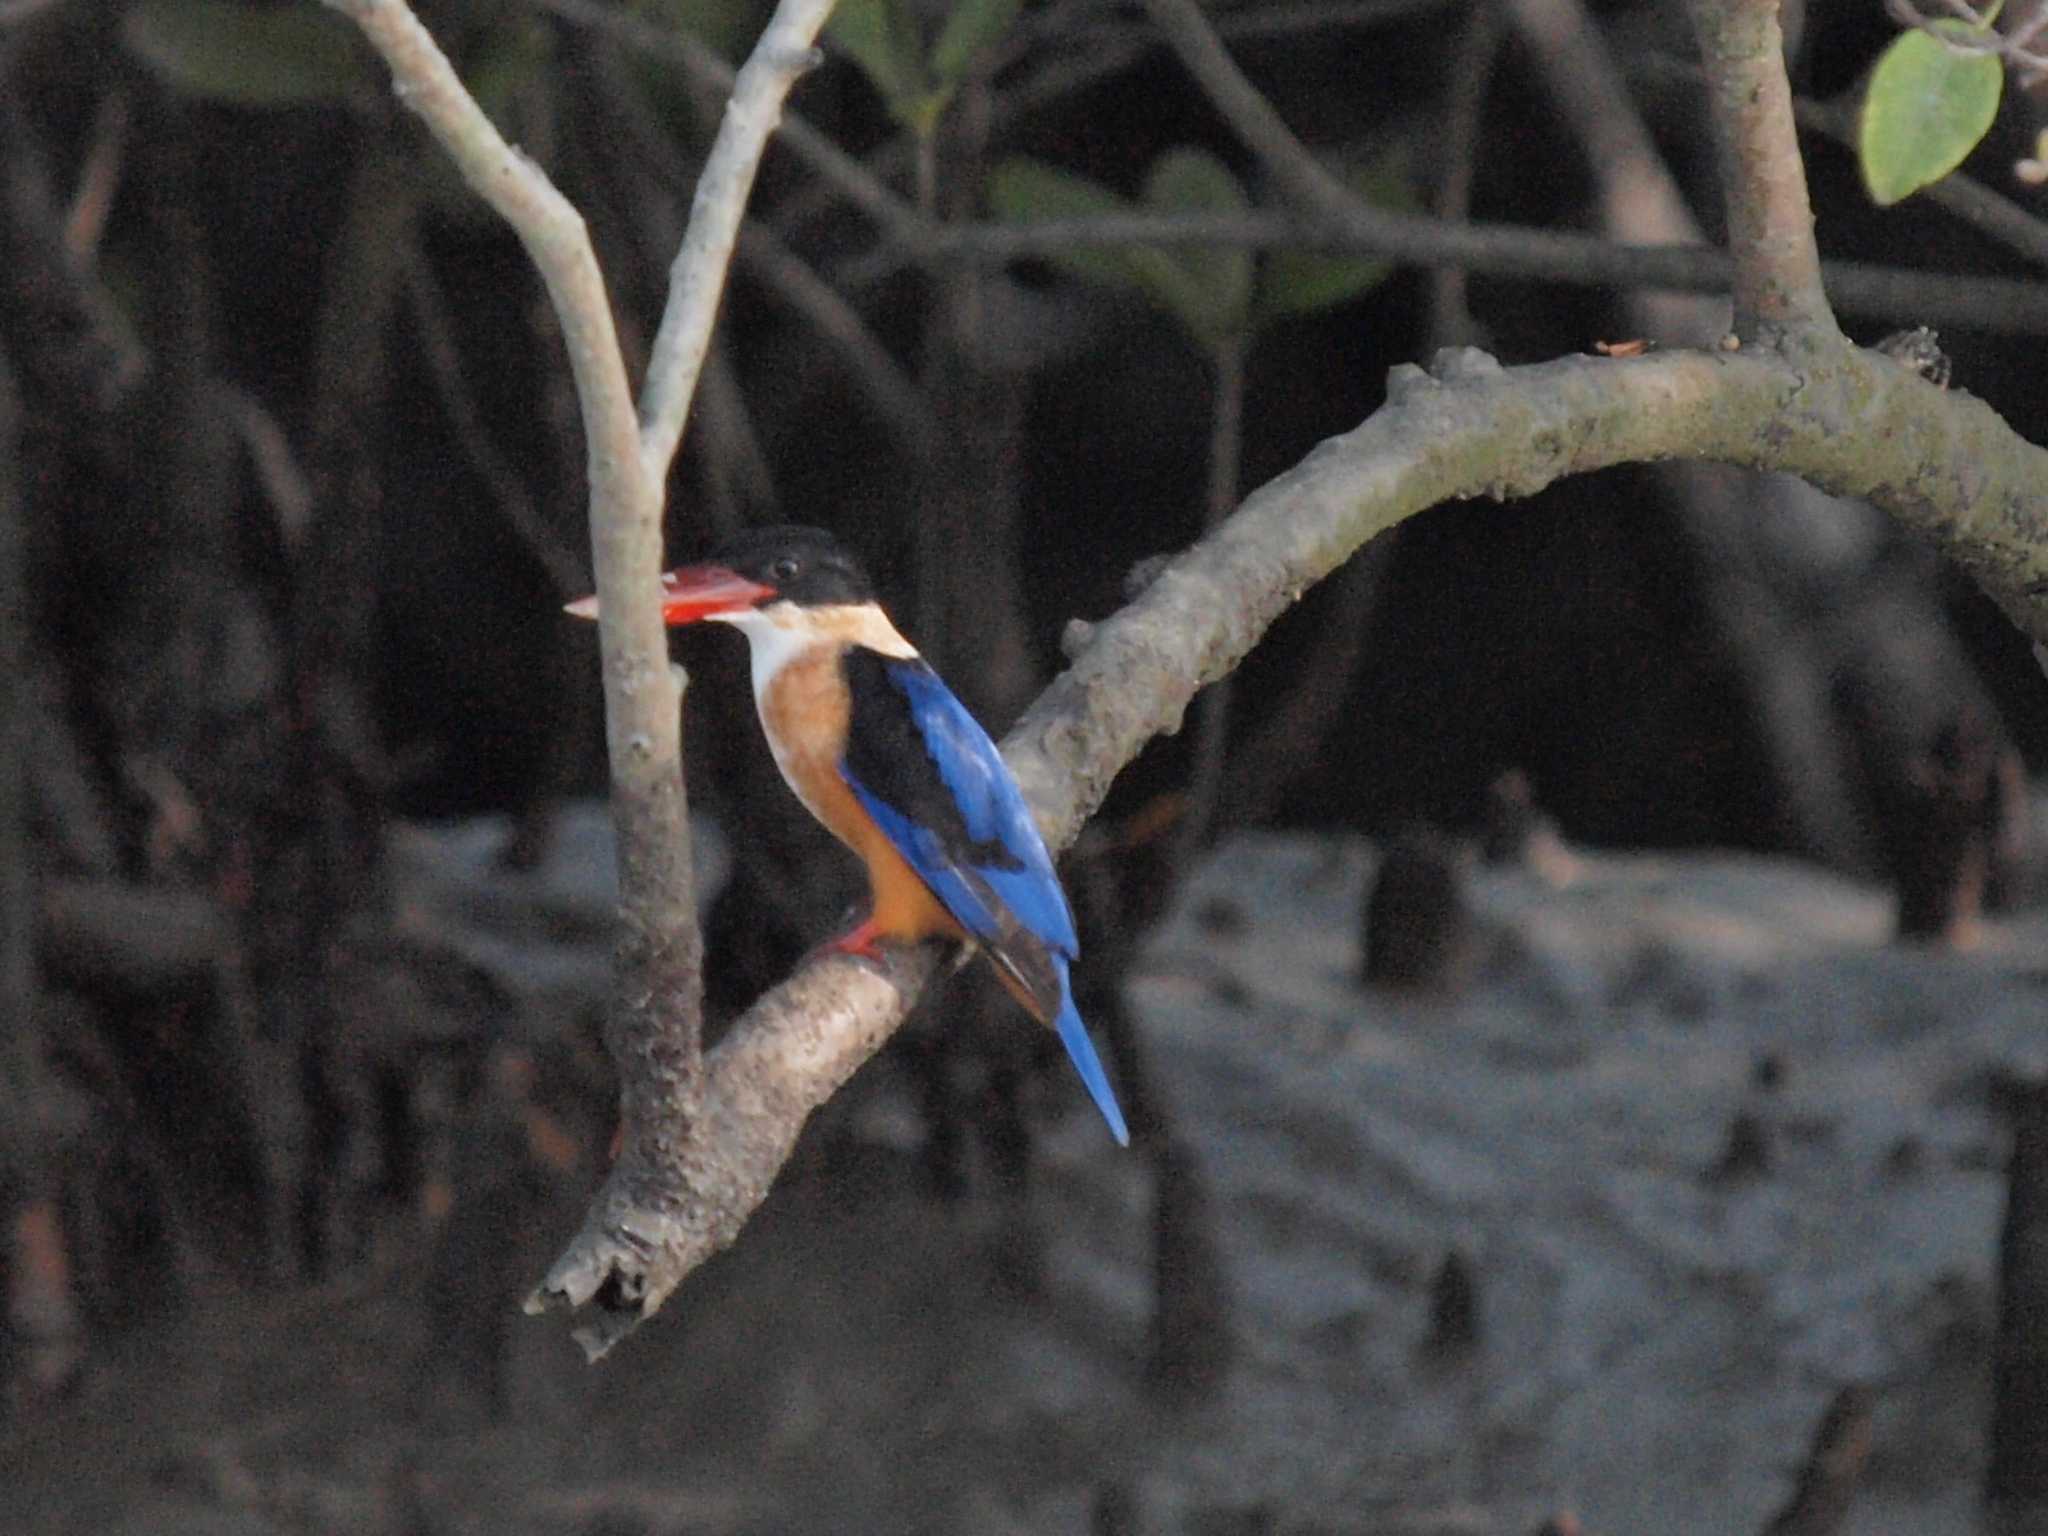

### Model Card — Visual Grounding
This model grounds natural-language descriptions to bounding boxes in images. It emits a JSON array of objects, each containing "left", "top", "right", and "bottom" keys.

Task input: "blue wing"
[{"left": 839, "top": 650, "right": 1129, "bottom": 1146}]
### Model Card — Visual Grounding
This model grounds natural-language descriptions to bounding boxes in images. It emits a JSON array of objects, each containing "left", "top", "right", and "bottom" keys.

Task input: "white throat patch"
[{"left": 713, "top": 601, "right": 918, "bottom": 699}]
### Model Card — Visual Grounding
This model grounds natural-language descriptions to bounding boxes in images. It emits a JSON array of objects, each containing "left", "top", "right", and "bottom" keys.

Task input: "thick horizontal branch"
[
  {"left": 897, "top": 212, "right": 2048, "bottom": 336},
  {"left": 1011, "top": 339, "right": 2048, "bottom": 837},
  {"left": 530, "top": 331, "right": 2048, "bottom": 1357}
]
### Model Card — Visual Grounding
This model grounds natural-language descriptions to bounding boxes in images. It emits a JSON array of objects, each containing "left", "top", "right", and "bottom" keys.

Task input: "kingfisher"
[{"left": 568, "top": 525, "right": 1129, "bottom": 1146}]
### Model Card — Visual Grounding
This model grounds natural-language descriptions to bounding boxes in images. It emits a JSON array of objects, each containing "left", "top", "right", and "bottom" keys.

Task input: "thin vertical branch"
[
  {"left": 1684, "top": 0, "right": 1837, "bottom": 342},
  {"left": 1761, "top": 1384, "right": 1875, "bottom": 1535},
  {"left": 1428, "top": 2, "right": 1507, "bottom": 345},
  {"left": 321, "top": 5, "right": 683, "bottom": 975},
  {"left": 528, "top": 0, "right": 922, "bottom": 250},
  {"left": 329, "top": 0, "right": 858, "bottom": 1346},
  {"left": 0, "top": 346, "right": 34, "bottom": 1183},
  {"left": 1505, "top": 0, "right": 1700, "bottom": 285},
  {"left": 1136, "top": 0, "right": 1360, "bottom": 222},
  {"left": 1990, "top": 1078, "right": 2048, "bottom": 1501},
  {"left": 1178, "top": 334, "right": 1246, "bottom": 857},
  {"left": 635, "top": 0, "right": 839, "bottom": 481}
]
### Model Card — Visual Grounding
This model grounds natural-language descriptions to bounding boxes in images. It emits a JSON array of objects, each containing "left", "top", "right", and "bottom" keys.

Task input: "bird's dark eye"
[{"left": 771, "top": 556, "right": 800, "bottom": 584}]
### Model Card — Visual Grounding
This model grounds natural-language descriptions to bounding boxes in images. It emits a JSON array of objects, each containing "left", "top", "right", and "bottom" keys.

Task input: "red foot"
[{"left": 827, "top": 917, "right": 887, "bottom": 960}]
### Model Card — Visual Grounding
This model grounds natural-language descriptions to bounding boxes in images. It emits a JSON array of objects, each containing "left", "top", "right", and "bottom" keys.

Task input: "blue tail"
[{"left": 1051, "top": 959, "right": 1130, "bottom": 1146}]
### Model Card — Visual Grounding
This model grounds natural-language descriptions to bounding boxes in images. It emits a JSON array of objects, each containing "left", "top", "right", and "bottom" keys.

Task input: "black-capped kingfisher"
[{"left": 568, "top": 525, "right": 1130, "bottom": 1147}]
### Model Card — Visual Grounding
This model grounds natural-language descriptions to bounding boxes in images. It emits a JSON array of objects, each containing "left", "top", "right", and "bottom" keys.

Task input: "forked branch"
[{"left": 327, "top": 0, "right": 835, "bottom": 1341}]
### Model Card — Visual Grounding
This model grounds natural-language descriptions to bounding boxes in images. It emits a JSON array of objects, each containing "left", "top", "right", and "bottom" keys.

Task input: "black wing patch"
[{"left": 839, "top": 648, "right": 1027, "bottom": 874}]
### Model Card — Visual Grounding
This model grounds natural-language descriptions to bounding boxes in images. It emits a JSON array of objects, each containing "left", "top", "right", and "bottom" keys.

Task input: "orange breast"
[{"left": 761, "top": 648, "right": 962, "bottom": 944}]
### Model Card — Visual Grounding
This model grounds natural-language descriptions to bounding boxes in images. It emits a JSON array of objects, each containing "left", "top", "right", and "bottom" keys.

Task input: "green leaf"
[
  {"left": 929, "top": 0, "right": 1023, "bottom": 93},
  {"left": 1258, "top": 141, "right": 1415, "bottom": 321},
  {"left": 1140, "top": 148, "right": 1252, "bottom": 343},
  {"left": 986, "top": 156, "right": 1218, "bottom": 336},
  {"left": 827, "top": 0, "right": 932, "bottom": 129},
  {"left": 1858, "top": 19, "right": 2004, "bottom": 207},
  {"left": 122, "top": 0, "right": 370, "bottom": 108}
]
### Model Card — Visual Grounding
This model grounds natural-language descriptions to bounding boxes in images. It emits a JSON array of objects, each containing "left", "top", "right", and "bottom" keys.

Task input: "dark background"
[{"left": 4, "top": 0, "right": 2048, "bottom": 1528}]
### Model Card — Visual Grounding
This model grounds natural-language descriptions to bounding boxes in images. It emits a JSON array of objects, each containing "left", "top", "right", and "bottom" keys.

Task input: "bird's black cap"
[{"left": 711, "top": 525, "right": 876, "bottom": 608}]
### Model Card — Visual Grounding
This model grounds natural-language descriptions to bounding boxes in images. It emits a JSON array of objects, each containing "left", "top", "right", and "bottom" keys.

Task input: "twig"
[
  {"left": 587, "top": 39, "right": 941, "bottom": 466},
  {"left": 1889, "top": 0, "right": 1992, "bottom": 28},
  {"left": 1800, "top": 98, "right": 2048, "bottom": 272},
  {"left": 1011, "top": 0, "right": 1457, "bottom": 63},
  {"left": 833, "top": 0, "right": 2047, "bottom": 335},
  {"left": 62, "top": 87, "right": 127, "bottom": 260},
  {"left": 1136, "top": 0, "right": 1372, "bottom": 226},
  {"left": 527, "top": 0, "right": 924, "bottom": 250},
  {"left": 1428, "top": 1, "right": 1507, "bottom": 345},
  {"left": 738, "top": 219, "right": 943, "bottom": 462},
  {"left": 775, "top": 0, "right": 1456, "bottom": 239},
  {"left": 333, "top": 0, "right": 840, "bottom": 1344},
  {"left": 1761, "top": 1384, "right": 1875, "bottom": 1536},
  {"left": 1175, "top": 334, "right": 1246, "bottom": 861},
  {"left": 1889, "top": 0, "right": 2048, "bottom": 84},
  {"left": 208, "top": 380, "right": 315, "bottom": 558},
  {"left": 633, "top": 0, "right": 847, "bottom": 481},
  {"left": 1685, "top": 0, "right": 1836, "bottom": 341},
  {"left": 690, "top": 336, "right": 778, "bottom": 536},
  {"left": 572, "top": 48, "right": 777, "bottom": 536},
  {"left": 904, "top": 211, "right": 2048, "bottom": 335},
  {"left": 322, "top": 0, "right": 670, "bottom": 793},
  {"left": 1506, "top": 0, "right": 1698, "bottom": 284}
]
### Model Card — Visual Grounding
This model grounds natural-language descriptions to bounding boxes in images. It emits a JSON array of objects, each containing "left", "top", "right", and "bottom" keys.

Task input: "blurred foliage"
[
  {"left": 988, "top": 153, "right": 1243, "bottom": 342},
  {"left": 466, "top": 14, "right": 559, "bottom": 131},
  {"left": 1257, "top": 144, "right": 1414, "bottom": 322},
  {"left": 988, "top": 143, "right": 1409, "bottom": 347},
  {"left": 632, "top": 0, "right": 765, "bottom": 61},
  {"left": 829, "top": 0, "right": 1023, "bottom": 134},
  {"left": 122, "top": 0, "right": 371, "bottom": 107}
]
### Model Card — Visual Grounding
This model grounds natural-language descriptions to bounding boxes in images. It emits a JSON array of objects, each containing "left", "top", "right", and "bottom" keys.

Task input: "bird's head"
[{"left": 565, "top": 525, "right": 878, "bottom": 628}]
